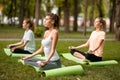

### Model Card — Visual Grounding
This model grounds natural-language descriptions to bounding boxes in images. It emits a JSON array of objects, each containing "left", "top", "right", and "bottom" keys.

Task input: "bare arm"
[
  {"left": 8, "top": 41, "right": 23, "bottom": 48},
  {"left": 89, "top": 39, "right": 104, "bottom": 53},
  {"left": 22, "top": 46, "right": 44, "bottom": 59},
  {"left": 69, "top": 39, "right": 89, "bottom": 49},
  {"left": 12, "top": 40, "right": 28, "bottom": 49}
]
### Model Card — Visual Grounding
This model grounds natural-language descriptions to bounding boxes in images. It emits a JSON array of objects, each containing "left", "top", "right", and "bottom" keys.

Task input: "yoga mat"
[
  {"left": 41, "top": 65, "right": 84, "bottom": 77},
  {"left": 3, "top": 48, "right": 41, "bottom": 58},
  {"left": 18, "top": 59, "right": 65, "bottom": 72},
  {"left": 18, "top": 59, "right": 40, "bottom": 72},
  {"left": 61, "top": 53, "right": 87, "bottom": 65},
  {"left": 87, "top": 60, "right": 118, "bottom": 66},
  {"left": 4, "top": 48, "right": 12, "bottom": 56},
  {"left": 61, "top": 53, "right": 118, "bottom": 67}
]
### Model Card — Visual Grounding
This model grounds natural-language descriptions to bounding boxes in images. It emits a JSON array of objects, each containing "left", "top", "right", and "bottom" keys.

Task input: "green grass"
[
  {"left": 0, "top": 40, "right": 120, "bottom": 80},
  {"left": 0, "top": 25, "right": 115, "bottom": 39},
  {"left": 0, "top": 25, "right": 119, "bottom": 80}
]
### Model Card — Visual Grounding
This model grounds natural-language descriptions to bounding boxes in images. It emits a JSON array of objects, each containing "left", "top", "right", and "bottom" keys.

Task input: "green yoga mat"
[
  {"left": 61, "top": 53, "right": 87, "bottom": 65},
  {"left": 18, "top": 59, "right": 84, "bottom": 77},
  {"left": 3, "top": 48, "right": 41, "bottom": 58},
  {"left": 61, "top": 53, "right": 118, "bottom": 66},
  {"left": 18, "top": 59, "right": 65, "bottom": 72},
  {"left": 41, "top": 65, "right": 84, "bottom": 77},
  {"left": 18, "top": 59, "right": 40, "bottom": 72},
  {"left": 87, "top": 60, "right": 118, "bottom": 66}
]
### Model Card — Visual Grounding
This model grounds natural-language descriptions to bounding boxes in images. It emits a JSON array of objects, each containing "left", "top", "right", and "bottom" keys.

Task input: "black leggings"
[
  {"left": 10, "top": 46, "right": 32, "bottom": 54},
  {"left": 70, "top": 49, "right": 102, "bottom": 62}
]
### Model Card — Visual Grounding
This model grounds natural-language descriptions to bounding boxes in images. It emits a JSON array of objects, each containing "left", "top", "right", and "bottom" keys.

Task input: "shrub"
[{"left": 34, "top": 26, "right": 44, "bottom": 38}]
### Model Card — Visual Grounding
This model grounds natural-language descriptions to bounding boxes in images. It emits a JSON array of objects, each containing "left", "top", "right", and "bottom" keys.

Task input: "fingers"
[
  {"left": 68, "top": 46, "right": 75, "bottom": 49},
  {"left": 21, "top": 56, "right": 29, "bottom": 60}
]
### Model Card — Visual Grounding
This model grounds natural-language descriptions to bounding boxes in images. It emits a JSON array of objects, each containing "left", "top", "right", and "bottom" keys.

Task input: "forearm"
[
  {"left": 91, "top": 39, "right": 104, "bottom": 52},
  {"left": 75, "top": 44, "right": 88, "bottom": 49},
  {"left": 9, "top": 41, "right": 23, "bottom": 47}
]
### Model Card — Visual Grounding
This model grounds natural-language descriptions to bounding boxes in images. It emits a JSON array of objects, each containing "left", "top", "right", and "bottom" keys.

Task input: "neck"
[
  {"left": 26, "top": 28, "right": 29, "bottom": 31},
  {"left": 48, "top": 27, "right": 54, "bottom": 32},
  {"left": 95, "top": 28, "right": 100, "bottom": 32}
]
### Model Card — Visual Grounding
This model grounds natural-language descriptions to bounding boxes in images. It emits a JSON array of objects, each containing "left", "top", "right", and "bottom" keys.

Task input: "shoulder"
[
  {"left": 91, "top": 31, "right": 96, "bottom": 35},
  {"left": 27, "top": 29, "right": 33, "bottom": 34},
  {"left": 100, "top": 31, "right": 106, "bottom": 35},
  {"left": 51, "top": 29, "right": 58, "bottom": 38},
  {"left": 52, "top": 29, "right": 58, "bottom": 34}
]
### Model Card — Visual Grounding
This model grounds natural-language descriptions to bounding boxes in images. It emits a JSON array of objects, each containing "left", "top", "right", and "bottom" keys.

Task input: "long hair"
[
  {"left": 24, "top": 18, "right": 34, "bottom": 32},
  {"left": 97, "top": 17, "right": 106, "bottom": 32},
  {"left": 46, "top": 13, "right": 60, "bottom": 29}
]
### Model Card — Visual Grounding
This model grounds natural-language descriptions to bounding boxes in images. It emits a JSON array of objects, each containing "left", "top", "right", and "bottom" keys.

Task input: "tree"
[
  {"left": 34, "top": 0, "right": 42, "bottom": 27},
  {"left": 96, "top": 0, "right": 104, "bottom": 17},
  {"left": 115, "top": 0, "right": 120, "bottom": 41},
  {"left": 89, "top": 0, "right": 95, "bottom": 27},
  {"left": 83, "top": 0, "right": 88, "bottom": 36},
  {"left": 46, "top": 0, "right": 51, "bottom": 13},
  {"left": 109, "top": 0, "right": 116, "bottom": 33},
  {"left": 73, "top": 0, "right": 78, "bottom": 32},
  {"left": 19, "top": 0, "right": 25, "bottom": 27},
  {"left": 63, "top": 0, "right": 70, "bottom": 32}
]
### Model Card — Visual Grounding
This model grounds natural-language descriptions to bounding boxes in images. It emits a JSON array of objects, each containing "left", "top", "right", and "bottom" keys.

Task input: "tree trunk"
[
  {"left": 97, "top": 0, "right": 104, "bottom": 17},
  {"left": 73, "top": 0, "right": 78, "bottom": 32},
  {"left": 63, "top": 0, "right": 70, "bottom": 32},
  {"left": 19, "top": 0, "right": 25, "bottom": 28},
  {"left": 90, "top": 0, "right": 95, "bottom": 27},
  {"left": 115, "top": 0, "right": 120, "bottom": 41},
  {"left": 46, "top": 0, "right": 51, "bottom": 13},
  {"left": 34, "top": 0, "right": 42, "bottom": 27},
  {"left": 83, "top": 0, "right": 88, "bottom": 36},
  {"left": 58, "top": 7, "right": 61, "bottom": 29},
  {"left": 109, "top": 0, "right": 116, "bottom": 33}
]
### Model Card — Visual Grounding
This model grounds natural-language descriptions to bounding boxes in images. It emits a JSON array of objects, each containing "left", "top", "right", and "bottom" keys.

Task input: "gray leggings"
[{"left": 24, "top": 58, "right": 61, "bottom": 70}]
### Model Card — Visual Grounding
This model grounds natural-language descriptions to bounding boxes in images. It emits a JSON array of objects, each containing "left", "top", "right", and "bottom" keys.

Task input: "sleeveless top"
[{"left": 41, "top": 31, "right": 60, "bottom": 61}]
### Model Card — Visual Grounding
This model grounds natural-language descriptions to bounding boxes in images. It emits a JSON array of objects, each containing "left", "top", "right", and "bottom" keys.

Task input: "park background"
[{"left": 0, "top": 0, "right": 120, "bottom": 80}]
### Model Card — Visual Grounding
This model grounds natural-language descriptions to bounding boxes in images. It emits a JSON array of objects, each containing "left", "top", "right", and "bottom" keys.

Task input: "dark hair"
[
  {"left": 46, "top": 13, "right": 60, "bottom": 29},
  {"left": 24, "top": 18, "right": 34, "bottom": 32},
  {"left": 97, "top": 17, "right": 106, "bottom": 32}
]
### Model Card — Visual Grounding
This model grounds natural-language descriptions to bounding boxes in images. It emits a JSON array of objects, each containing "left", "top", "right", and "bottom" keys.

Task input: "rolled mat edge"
[
  {"left": 41, "top": 65, "right": 84, "bottom": 77},
  {"left": 87, "top": 60, "right": 118, "bottom": 66}
]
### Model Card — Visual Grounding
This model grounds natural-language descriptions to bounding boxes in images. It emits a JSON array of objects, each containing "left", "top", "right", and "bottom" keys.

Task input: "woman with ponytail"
[
  {"left": 22, "top": 13, "right": 61, "bottom": 70},
  {"left": 69, "top": 17, "right": 106, "bottom": 62},
  {"left": 8, "top": 18, "right": 35, "bottom": 54}
]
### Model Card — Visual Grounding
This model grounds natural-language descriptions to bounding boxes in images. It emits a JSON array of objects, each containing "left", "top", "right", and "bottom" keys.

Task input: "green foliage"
[{"left": 34, "top": 26, "right": 44, "bottom": 38}]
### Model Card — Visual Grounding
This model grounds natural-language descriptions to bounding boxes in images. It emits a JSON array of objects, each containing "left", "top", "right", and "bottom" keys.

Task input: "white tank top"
[{"left": 41, "top": 31, "right": 60, "bottom": 61}]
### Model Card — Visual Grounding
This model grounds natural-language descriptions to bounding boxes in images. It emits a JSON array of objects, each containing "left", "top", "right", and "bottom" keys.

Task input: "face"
[
  {"left": 94, "top": 18, "right": 101, "bottom": 28},
  {"left": 43, "top": 16, "right": 53, "bottom": 29},
  {"left": 22, "top": 20, "right": 27, "bottom": 29}
]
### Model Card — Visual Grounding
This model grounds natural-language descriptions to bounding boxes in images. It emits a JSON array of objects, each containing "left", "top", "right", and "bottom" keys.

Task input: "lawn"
[
  {"left": 0, "top": 25, "right": 119, "bottom": 80},
  {"left": 0, "top": 25, "right": 115, "bottom": 39},
  {"left": 0, "top": 40, "right": 120, "bottom": 80}
]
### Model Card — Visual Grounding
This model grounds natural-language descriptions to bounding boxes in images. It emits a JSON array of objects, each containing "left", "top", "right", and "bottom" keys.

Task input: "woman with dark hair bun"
[
  {"left": 8, "top": 18, "right": 35, "bottom": 54},
  {"left": 69, "top": 17, "right": 106, "bottom": 62},
  {"left": 22, "top": 13, "right": 61, "bottom": 70}
]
